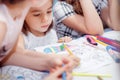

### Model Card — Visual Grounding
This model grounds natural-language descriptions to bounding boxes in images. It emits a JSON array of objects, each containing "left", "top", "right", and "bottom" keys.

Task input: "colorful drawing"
[
  {"left": 43, "top": 44, "right": 65, "bottom": 53},
  {"left": 44, "top": 48, "right": 52, "bottom": 53}
]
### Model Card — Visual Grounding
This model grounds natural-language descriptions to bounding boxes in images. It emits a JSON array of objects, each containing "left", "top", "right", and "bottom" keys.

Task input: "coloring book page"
[{"left": 35, "top": 37, "right": 113, "bottom": 72}]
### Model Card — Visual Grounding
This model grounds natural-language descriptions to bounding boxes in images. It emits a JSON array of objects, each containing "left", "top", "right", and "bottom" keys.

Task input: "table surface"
[
  {"left": 73, "top": 31, "right": 120, "bottom": 80},
  {"left": 73, "top": 61, "right": 120, "bottom": 80}
]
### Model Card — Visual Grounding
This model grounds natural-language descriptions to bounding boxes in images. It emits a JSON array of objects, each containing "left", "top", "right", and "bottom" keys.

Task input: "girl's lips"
[{"left": 41, "top": 25, "right": 49, "bottom": 28}]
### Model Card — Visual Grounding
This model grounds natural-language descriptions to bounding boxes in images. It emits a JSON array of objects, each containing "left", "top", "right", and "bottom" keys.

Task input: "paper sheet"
[{"left": 35, "top": 37, "right": 113, "bottom": 73}]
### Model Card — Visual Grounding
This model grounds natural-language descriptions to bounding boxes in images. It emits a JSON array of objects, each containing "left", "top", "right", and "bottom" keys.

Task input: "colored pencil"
[
  {"left": 63, "top": 44, "right": 73, "bottom": 55},
  {"left": 72, "top": 72, "right": 112, "bottom": 78}
]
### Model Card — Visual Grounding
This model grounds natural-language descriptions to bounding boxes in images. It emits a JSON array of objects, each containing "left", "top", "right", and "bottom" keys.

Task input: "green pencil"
[{"left": 72, "top": 72, "right": 112, "bottom": 78}]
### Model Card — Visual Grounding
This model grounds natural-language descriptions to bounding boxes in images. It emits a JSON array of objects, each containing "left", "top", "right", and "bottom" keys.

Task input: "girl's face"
[{"left": 25, "top": 0, "right": 53, "bottom": 35}]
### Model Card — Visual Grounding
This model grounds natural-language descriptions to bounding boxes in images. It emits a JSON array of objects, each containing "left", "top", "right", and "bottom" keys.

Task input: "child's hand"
[
  {"left": 47, "top": 54, "right": 80, "bottom": 71},
  {"left": 45, "top": 54, "right": 74, "bottom": 71},
  {"left": 44, "top": 65, "right": 72, "bottom": 80},
  {"left": 58, "top": 36, "right": 72, "bottom": 43},
  {"left": 44, "top": 55, "right": 80, "bottom": 80},
  {"left": 69, "top": 55, "right": 80, "bottom": 68}
]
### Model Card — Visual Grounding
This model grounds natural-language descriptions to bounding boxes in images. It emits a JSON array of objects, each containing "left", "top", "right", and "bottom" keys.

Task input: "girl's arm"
[
  {"left": 61, "top": 0, "right": 103, "bottom": 35},
  {"left": 109, "top": 0, "right": 120, "bottom": 30},
  {"left": 16, "top": 33, "right": 25, "bottom": 49},
  {"left": 2, "top": 36, "right": 79, "bottom": 71},
  {"left": 101, "top": 0, "right": 120, "bottom": 30},
  {"left": 0, "top": 21, "right": 7, "bottom": 61},
  {"left": 3, "top": 48, "right": 64, "bottom": 71},
  {"left": 0, "top": 22, "right": 7, "bottom": 47},
  {"left": 2, "top": 33, "right": 62, "bottom": 70}
]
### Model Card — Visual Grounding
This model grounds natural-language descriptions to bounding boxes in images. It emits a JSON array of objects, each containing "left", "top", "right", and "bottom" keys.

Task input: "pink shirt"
[{"left": 0, "top": 4, "right": 29, "bottom": 61}]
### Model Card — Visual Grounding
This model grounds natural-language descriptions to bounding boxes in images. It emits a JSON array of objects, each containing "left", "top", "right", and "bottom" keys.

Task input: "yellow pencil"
[
  {"left": 63, "top": 44, "right": 73, "bottom": 55},
  {"left": 72, "top": 72, "right": 112, "bottom": 78},
  {"left": 92, "top": 36, "right": 108, "bottom": 46},
  {"left": 95, "top": 39, "right": 108, "bottom": 46}
]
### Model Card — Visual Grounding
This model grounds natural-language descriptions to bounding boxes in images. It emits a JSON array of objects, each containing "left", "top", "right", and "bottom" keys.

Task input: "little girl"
[
  {"left": 16, "top": 1, "right": 78, "bottom": 80},
  {"left": 20, "top": 0, "right": 72, "bottom": 50},
  {"left": 0, "top": 0, "right": 79, "bottom": 80}
]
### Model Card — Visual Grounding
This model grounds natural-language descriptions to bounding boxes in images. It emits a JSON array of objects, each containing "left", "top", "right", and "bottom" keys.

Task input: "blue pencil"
[
  {"left": 62, "top": 65, "right": 66, "bottom": 80},
  {"left": 62, "top": 71, "right": 66, "bottom": 80}
]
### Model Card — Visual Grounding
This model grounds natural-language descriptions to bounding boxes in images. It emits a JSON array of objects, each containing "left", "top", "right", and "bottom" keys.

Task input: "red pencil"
[{"left": 96, "top": 36, "right": 120, "bottom": 48}]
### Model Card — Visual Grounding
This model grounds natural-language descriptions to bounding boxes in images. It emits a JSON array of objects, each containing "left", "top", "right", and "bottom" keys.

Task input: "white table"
[
  {"left": 73, "top": 61, "right": 120, "bottom": 80},
  {"left": 73, "top": 31, "right": 120, "bottom": 80}
]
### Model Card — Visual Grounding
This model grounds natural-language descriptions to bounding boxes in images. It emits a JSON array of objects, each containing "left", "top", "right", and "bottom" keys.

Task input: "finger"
[
  {"left": 65, "top": 36, "right": 72, "bottom": 42},
  {"left": 49, "top": 57, "right": 63, "bottom": 69},
  {"left": 51, "top": 66, "right": 68, "bottom": 77},
  {"left": 62, "top": 57, "right": 73, "bottom": 67},
  {"left": 64, "top": 36, "right": 69, "bottom": 42},
  {"left": 70, "top": 55, "right": 80, "bottom": 63},
  {"left": 52, "top": 55, "right": 63, "bottom": 66},
  {"left": 58, "top": 38, "right": 64, "bottom": 43},
  {"left": 69, "top": 56, "right": 80, "bottom": 68}
]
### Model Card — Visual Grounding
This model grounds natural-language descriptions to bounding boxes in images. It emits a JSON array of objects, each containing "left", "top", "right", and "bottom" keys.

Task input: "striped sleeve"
[
  {"left": 101, "top": 0, "right": 108, "bottom": 9},
  {"left": 53, "top": 1, "right": 75, "bottom": 23}
]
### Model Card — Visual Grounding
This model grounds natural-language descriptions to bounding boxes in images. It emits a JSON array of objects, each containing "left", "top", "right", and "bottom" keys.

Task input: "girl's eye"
[
  {"left": 33, "top": 14, "right": 40, "bottom": 16},
  {"left": 47, "top": 10, "right": 52, "bottom": 14}
]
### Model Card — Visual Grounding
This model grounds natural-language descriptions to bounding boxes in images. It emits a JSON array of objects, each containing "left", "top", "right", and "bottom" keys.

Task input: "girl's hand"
[
  {"left": 50, "top": 55, "right": 80, "bottom": 72},
  {"left": 45, "top": 54, "right": 73, "bottom": 70},
  {"left": 46, "top": 54, "right": 80, "bottom": 72},
  {"left": 44, "top": 65, "right": 72, "bottom": 80},
  {"left": 58, "top": 36, "right": 72, "bottom": 43},
  {"left": 70, "top": 55, "right": 80, "bottom": 68}
]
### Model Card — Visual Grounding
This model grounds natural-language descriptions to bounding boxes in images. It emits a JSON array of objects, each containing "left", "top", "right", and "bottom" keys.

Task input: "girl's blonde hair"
[{"left": 60, "top": 0, "right": 83, "bottom": 15}]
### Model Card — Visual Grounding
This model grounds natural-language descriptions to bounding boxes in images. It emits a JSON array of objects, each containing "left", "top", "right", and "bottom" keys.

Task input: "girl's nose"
[{"left": 41, "top": 15, "right": 48, "bottom": 23}]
